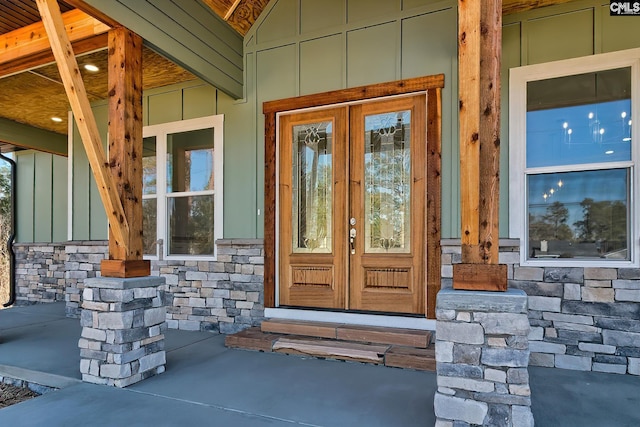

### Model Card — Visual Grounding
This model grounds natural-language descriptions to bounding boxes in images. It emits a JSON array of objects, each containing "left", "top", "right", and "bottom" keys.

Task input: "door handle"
[{"left": 349, "top": 228, "right": 356, "bottom": 254}]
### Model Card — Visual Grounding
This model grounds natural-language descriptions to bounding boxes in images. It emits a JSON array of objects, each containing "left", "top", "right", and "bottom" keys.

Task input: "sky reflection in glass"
[{"left": 527, "top": 99, "right": 631, "bottom": 168}]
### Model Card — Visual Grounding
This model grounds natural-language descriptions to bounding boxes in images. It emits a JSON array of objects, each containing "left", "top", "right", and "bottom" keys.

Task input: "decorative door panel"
[
  {"left": 349, "top": 96, "right": 426, "bottom": 314},
  {"left": 278, "top": 95, "right": 426, "bottom": 314},
  {"left": 278, "top": 108, "right": 347, "bottom": 309}
]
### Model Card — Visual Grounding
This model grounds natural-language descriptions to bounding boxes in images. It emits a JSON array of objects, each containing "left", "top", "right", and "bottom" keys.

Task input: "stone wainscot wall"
[
  {"left": 441, "top": 239, "right": 640, "bottom": 376},
  {"left": 14, "top": 239, "right": 264, "bottom": 334},
  {"left": 13, "top": 238, "right": 640, "bottom": 375}
]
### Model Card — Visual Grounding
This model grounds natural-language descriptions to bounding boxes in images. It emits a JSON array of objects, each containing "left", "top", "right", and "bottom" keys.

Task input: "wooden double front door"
[{"left": 278, "top": 95, "right": 427, "bottom": 315}]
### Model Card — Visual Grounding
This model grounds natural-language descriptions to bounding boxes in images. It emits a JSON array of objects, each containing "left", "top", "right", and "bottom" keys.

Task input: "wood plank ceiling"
[
  {"left": 0, "top": 0, "right": 576, "bottom": 152},
  {"left": 0, "top": 0, "right": 270, "bottom": 151}
]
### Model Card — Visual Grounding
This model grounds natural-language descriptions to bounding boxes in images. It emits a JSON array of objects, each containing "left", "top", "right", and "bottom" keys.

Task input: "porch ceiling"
[{"left": 0, "top": 0, "right": 576, "bottom": 150}]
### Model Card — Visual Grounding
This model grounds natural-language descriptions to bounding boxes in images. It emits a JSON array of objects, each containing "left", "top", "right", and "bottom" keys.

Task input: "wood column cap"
[
  {"left": 453, "top": 263, "right": 507, "bottom": 292},
  {"left": 101, "top": 259, "right": 151, "bottom": 278}
]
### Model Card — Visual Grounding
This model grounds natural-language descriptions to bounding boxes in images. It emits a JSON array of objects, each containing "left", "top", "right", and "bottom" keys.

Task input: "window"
[
  {"left": 510, "top": 49, "right": 640, "bottom": 267},
  {"left": 142, "top": 115, "right": 223, "bottom": 260}
]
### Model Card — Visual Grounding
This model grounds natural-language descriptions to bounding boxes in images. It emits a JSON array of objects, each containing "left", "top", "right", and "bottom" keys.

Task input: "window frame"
[
  {"left": 142, "top": 114, "right": 224, "bottom": 261},
  {"left": 509, "top": 48, "right": 640, "bottom": 268}
]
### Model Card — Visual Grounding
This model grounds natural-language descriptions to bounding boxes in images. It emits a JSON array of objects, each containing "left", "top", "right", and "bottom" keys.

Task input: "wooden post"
[
  {"left": 100, "top": 27, "right": 150, "bottom": 278},
  {"left": 454, "top": 0, "right": 506, "bottom": 291},
  {"left": 36, "top": 0, "right": 148, "bottom": 278},
  {"left": 35, "top": 0, "right": 130, "bottom": 253}
]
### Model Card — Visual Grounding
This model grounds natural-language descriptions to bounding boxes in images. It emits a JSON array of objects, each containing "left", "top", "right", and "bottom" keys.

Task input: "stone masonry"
[
  {"left": 442, "top": 239, "right": 640, "bottom": 376},
  {"left": 80, "top": 276, "right": 166, "bottom": 387},
  {"left": 13, "top": 238, "right": 640, "bottom": 375},
  {"left": 14, "top": 243, "right": 66, "bottom": 304},
  {"left": 157, "top": 239, "right": 264, "bottom": 334},
  {"left": 434, "top": 289, "right": 534, "bottom": 427},
  {"left": 14, "top": 239, "right": 264, "bottom": 334}
]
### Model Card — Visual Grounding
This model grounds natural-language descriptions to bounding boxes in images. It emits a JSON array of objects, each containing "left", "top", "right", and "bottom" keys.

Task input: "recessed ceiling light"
[
  {"left": 84, "top": 64, "right": 99, "bottom": 72},
  {"left": 51, "top": 117, "right": 63, "bottom": 123}
]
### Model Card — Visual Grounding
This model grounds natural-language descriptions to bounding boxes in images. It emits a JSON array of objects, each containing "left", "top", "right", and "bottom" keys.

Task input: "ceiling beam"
[
  {"left": 224, "top": 0, "right": 243, "bottom": 20},
  {"left": 61, "top": 0, "right": 121, "bottom": 27},
  {"left": 0, "top": 33, "right": 107, "bottom": 79},
  {"left": 35, "top": 0, "right": 130, "bottom": 252},
  {"left": 0, "top": 116, "right": 67, "bottom": 156},
  {"left": 0, "top": 8, "right": 109, "bottom": 73}
]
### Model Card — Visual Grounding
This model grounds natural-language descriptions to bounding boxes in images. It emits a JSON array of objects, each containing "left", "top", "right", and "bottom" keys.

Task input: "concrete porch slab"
[{"left": 1, "top": 302, "right": 639, "bottom": 426}]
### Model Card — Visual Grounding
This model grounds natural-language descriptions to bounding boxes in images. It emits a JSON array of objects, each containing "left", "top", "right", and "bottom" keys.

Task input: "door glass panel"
[
  {"left": 364, "top": 110, "right": 411, "bottom": 253},
  {"left": 292, "top": 121, "right": 333, "bottom": 253}
]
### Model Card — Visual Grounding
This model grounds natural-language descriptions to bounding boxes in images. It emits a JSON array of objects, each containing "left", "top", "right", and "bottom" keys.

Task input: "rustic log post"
[
  {"left": 454, "top": 0, "right": 506, "bottom": 291},
  {"left": 36, "top": 0, "right": 130, "bottom": 253},
  {"left": 37, "top": 0, "right": 147, "bottom": 278},
  {"left": 101, "top": 27, "right": 149, "bottom": 278}
]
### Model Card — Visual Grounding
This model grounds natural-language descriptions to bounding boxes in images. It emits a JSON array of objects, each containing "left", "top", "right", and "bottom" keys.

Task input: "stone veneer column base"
[
  {"left": 434, "top": 289, "right": 534, "bottom": 427},
  {"left": 79, "top": 276, "right": 167, "bottom": 387}
]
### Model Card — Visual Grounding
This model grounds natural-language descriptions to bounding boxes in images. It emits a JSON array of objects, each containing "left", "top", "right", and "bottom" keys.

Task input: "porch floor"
[{"left": 1, "top": 303, "right": 639, "bottom": 426}]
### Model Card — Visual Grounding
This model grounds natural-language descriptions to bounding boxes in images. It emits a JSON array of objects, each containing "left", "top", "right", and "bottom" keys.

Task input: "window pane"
[
  {"left": 527, "top": 68, "right": 631, "bottom": 168},
  {"left": 527, "top": 169, "right": 629, "bottom": 260},
  {"left": 292, "top": 121, "right": 333, "bottom": 253},
  {"left": 364, "top": 110, "right": 411, "bottom": 253},
  {"left": 166, "top": 128, "right": 214, "bottom": 193},
  {"left": 143, "top": 137, "right": 157, "bottom": 195},
  {"left": 168, "top": 195, "right": 214, "bottom": 256},
  {"left": 143, "top": 198, "right": 157, "bottom": 256}
]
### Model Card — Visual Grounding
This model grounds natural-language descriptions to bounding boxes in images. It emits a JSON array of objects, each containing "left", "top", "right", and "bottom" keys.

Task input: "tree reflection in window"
[
  {"left": 527, "top": 169, "right": 628, "bottom": 259},
  {"left": 292, "top": 121, "right": 332, "bottom": 253},
  {"left": 364, "top": 110, "right": 411, "bottom": 253}
]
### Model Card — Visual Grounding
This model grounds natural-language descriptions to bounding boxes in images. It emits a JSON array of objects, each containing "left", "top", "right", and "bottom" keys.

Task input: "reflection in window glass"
[
  {"left": 292, "top": 121, "right": 333, "bottom": 253},
  {"left": 364, "top": 110, "right": 411, "bottom": 253},
  {"left": 168, "top": 195, "right": 214, "bottom": 256},
  {"left": 142, "top": 137, "right": 157, "bottom": 256},
  {"left": 526, "top": 68, "right": 631, "bottom": 168},
  {"left": 166, "top": 128, "right": 214, "bottom": 193},
  {"left": 142, "top": 198, "right": 157, "bottom": 256},
  {"left": 143, "top": 137, "right": 157, "bottom": 195},
  {"left": 527, "top": 169, "right": 628, "bottom": 260}
]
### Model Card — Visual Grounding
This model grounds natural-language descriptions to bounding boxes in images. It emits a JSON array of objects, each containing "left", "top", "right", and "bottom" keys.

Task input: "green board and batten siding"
[
  {"left": 243, "top": 0, "right": 640, "bottom": 239},
  {"left": 39, "top": 0, "right": 640, "bottom": 243},
  {"left": 70, "top": 81, "right": 226, "bottom": 240},
  {"left": 15, "top": 151, "right": 67, "bottom": 243}
]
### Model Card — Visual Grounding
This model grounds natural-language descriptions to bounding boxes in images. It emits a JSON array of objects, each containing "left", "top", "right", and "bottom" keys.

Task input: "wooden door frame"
[{"left": 263, "top": 74, "right": 444, "bottom": 318}]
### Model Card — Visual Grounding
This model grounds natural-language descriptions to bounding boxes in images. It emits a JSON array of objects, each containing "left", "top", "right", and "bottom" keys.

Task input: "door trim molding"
[{"left": 264, "top": 74, "right": 445, "bottom": 318}]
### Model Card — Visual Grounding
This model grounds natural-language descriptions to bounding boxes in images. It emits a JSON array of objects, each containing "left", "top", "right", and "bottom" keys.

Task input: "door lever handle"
[{"left": 349, "top": 228, "right": 356, "bottom": 254}]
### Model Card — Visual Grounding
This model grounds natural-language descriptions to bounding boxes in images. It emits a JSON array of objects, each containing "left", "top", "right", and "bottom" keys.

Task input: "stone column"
[
  {"left": 434, "top": 289, "right": 534, "bottom": 427},
  {"left": 79, "top": 276, "right": 166, "bottom": 387}
]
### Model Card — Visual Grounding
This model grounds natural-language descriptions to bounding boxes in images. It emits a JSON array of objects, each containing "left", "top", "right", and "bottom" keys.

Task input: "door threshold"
[{"left": 264, "top": 308, "right": 435, "bottom": 331}]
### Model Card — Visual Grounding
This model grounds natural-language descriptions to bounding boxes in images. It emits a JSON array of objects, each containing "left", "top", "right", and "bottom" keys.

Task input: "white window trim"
[
  {"left": 509, "top": 48, "right": 640, "bottom": 268},
  {"left": 143, "top": 114, "right": 224, "bottom": 261}
]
